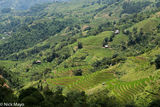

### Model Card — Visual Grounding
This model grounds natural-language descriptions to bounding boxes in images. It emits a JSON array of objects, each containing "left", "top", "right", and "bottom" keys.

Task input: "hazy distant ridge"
[{"left": 0, "top": 0, "right": 69, "bottom": 10}]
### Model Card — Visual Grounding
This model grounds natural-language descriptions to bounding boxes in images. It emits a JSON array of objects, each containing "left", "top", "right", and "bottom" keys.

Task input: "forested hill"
[
  {"left": 0, "top": 0, "right": 160, "bottom": 107},
  {"left": 0, "top": 0, "right": 159, "bottom": 60}
]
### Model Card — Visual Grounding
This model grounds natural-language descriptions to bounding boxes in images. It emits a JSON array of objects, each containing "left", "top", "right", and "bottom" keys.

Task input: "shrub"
[
  {"left": 46, "top": 52, "right": 59, "bottom": 62},
  {"left": 66, "top": 90, "right": 87, "bottom": 107},
  {"left": 155, "top": 55, "right": 160, "bottom": 69},
  {"left": 102, "top": 37, "right": 109, "bottom": 47},
  {"left": 78, "top": 42, "right": 83, "bottom": 49},
  {"left": 19, "top": 87, "right": 44, "bottom": 106},
  {"left": 73, "top": 69, "right": 82, "bottom": 76}
]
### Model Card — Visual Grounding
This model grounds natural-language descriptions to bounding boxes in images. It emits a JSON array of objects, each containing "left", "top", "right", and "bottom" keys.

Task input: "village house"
[
  {"left": 36, "top": 60, "right": 41, "bottom": 64},
  {"left": 104, "top": 45, "right": 109, "bottom": 48},
  {"left": 115, "top": 30, "right": 120, "bottom": 34},
  {"left": 32, "top": 60, "right": 42, "bottom": 65}
]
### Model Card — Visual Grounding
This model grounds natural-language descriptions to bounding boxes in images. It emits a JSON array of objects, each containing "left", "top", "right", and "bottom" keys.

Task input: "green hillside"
[{"left": 0, "top": 0, "right": 160, "bottom": 107}]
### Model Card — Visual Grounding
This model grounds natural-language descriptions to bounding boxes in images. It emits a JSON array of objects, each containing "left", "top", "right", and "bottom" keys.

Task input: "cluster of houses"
[
  {"left": 103, "top": 29, "right": 120, "bottom": 48},
  {"left": 0, "top": 32, "right": 12, "bottom": 40}
]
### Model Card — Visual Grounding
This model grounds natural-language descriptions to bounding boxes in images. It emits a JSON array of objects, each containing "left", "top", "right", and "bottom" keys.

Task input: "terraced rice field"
[
  {"left": 110, "top": 76, "right": 155, "bottom": 103},
  {"left": 47, "top": 69, "right": 115, "bottom": 91},
  {"left": 47, "top": 76, "right": 81, "bottom": 87},
  {"left": 67, "top": 70, "right": 115, "bottom": 91},
  {"left": 53, "top": 65, "right": 92, "bottom": 77}
]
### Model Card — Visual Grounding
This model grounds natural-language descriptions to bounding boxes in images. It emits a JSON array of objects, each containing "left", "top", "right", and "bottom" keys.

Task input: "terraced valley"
[{"left": 0, "top": 0, "right": 160, "bottom": 107}]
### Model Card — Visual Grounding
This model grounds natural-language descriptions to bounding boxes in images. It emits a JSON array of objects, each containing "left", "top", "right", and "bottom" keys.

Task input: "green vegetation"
[
  {"left": 122, "top": 1, "right": 151, "bottom": 14},
  {"left": 0, "top": 0, "right": 160, "bottom": 106},
  {"left": 155, "top": 55, "right": 160, "bottom": 69}
]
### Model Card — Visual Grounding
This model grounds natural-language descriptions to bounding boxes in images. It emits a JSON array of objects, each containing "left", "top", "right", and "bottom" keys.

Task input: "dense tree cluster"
[
  {"left": 0, "top": 66, "right": 20, "bottom": 88},
  {"left": 0, "top": 19, "right": 71, "bottom": 59},
  {"left": 1, "top": 8, "right": 12, "bottom": 13},
  {"left": 122, "top": 1, "right": 151, "bottom": 14},
  {"left": 0, "top": 85, "right": 119, "bottom": 107},
  {"left": 90, "top": 0, "right": 120, "bottom": 6},
  {"left": 73, "top": 69, "right": 83, "bottom": 76},
  {"left": 156, "top": 2, "right": 160, "bottom": 8},
  {"left": 0, "top": 78, "right": 16, "bottom": 102},
  {"left": 155, "top": 55, "right": 160, "bottom": 69},
  {"left": 87, "top": 22, "right": 114, "bottom": 36},
  {"left": 92, "top": 56, "right": 126, "bottom": 71}
]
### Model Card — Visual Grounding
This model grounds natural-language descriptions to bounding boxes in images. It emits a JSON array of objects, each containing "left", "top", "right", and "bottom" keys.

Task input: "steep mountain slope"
[
  {"left": 0, "top": 0, "right": 160, "bottom": 106},
  {"left": 0, "top": 0, "right": 159, "bottom": 60}
]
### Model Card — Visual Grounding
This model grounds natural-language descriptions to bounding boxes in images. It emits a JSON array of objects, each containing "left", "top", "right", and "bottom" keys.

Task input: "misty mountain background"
[{"left": 0, "top": 0, "right": 69, "bottom": 10}]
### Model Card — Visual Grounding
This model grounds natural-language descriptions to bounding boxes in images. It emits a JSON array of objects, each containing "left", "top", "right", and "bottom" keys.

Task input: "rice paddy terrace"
[
  {"left": 45, "top": 46, "right": 160, "bottom": 104},
  {"left": 46, "top": 65, "right": 156, "bottom": 104},
  {"left": 47, "top": 68, "right": 115, "bottom": 91},
  {"left": 110, "top": 76, "right": 155, "bottom": 103}
]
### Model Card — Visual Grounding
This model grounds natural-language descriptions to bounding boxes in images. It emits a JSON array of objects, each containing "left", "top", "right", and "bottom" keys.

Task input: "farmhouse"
[
  {"left": 36, "top": 60, "right": 41, "bottom": 64},
  {"left": 102, "top": 82, "right": 105, "bottom": 85},
  {"left": 33, "top": 60, "right": 42, "bottom": 64},
  {"left": 104, "top": 45, "right": 109, "bottom": 48},
  {"left": 82, "top": 25, "right": 91, "bottom": 31},
  {"left": 115, "top": 30, "right": 120, "bottom": 34}
]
